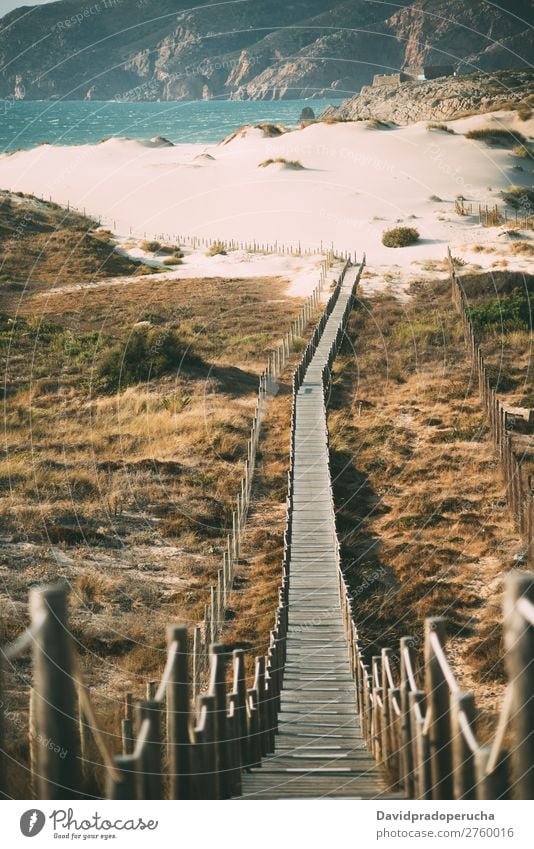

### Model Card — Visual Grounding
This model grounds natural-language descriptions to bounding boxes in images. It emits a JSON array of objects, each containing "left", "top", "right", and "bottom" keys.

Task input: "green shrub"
[
  {"left": 382, "top": 227, "right": 420, "bottom": 248},
  {"left": 468, "top": 290, "right": 532, "bottom": 333},
  {"left": 206, "top": 242, "right": 227, "bottom": 257},
  {"left": 162, "top": 256, "right": 183, "bottom": 265},
  {"left": 98, "top": 326, "right": 198, "bottom": 390},
  {"left": 141, "top": 240, "right": 161, "bottom": 252},
  {"left": 465, "top": 127, "right": 526, "bottom": 146}
]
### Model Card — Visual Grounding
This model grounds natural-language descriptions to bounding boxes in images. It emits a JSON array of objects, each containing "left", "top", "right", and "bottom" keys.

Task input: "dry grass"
[
  {"left": 0, "top": 191, "right": 151, "bottom": 303},
  {"left": 0, "top": 205, "right": 317, "bottom": 794},
  {"left": 328, "top": 280, "right": 521, "bottom": 741},
  {"left": 465, "top": 128, "right": 527, "bottom": 146},
  {"left": 427, "top": 123, "right": 455, "bottom": 134}
]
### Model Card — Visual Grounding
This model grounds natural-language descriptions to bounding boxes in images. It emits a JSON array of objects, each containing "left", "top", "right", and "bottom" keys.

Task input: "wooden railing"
[
  {"left": 333, "top": 572, "right": 534, "bottom": 800},
  {"left": 447, "top": 248, "right": 534, "bottom": 557},
  {"left": 0, "top": 256, "right": 355, "bottom": 800}
]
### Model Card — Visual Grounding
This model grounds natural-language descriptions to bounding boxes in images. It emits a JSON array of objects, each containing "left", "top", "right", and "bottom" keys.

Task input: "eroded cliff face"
[
  {"left": 321, "top": 69, "right": 534, "bottom": 125},
  {"left": 0, "top": 0, "right": 532, "bottom": 102}
]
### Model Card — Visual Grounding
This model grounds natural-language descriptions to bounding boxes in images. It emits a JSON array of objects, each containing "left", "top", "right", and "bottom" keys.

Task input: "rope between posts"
[
  {"left": 2, "top": 612, "right": 47, "bottom": 662},
  {"left": 72, "top": 653, "right": 123, "bottom": 782},
  {"left": 429, "top": 630, "right": 460, "bottom": 694}
]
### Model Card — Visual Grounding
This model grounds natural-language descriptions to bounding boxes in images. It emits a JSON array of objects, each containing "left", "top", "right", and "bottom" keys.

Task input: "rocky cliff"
[
  {"left": 321, "top": 69, "right": 534, "bottom": 124},
  {"left": 0, "top": 0, "right": 532, "bottom": 102}
]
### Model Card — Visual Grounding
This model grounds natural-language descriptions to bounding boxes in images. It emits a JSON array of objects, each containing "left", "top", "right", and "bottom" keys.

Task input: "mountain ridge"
[{"left": 0, "top": 0, "right": 532, "bottom": 102}]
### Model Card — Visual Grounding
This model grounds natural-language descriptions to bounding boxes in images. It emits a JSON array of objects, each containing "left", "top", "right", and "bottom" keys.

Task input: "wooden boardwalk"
[{"left": 239, "top": 268, "right": 396, "bottom": 799}]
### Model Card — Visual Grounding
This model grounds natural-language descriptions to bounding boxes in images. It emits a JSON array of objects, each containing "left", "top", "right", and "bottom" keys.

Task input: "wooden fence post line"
[
  {"left": 166, "top": 626, "right": 190, "bottom": 800},
  {"left": 504, "top": 572, "right": 534, "bottom": 799},
  {"left": 29, "top": 584, "right": 82, "bottom": 799}
]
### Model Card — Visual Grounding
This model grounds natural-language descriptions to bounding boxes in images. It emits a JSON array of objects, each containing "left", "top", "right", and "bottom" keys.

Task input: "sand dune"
[{"left": 0, "top": 112, "right": 532, "bottom": 271}]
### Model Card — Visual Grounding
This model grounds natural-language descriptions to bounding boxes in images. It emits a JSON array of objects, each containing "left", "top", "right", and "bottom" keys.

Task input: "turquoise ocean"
[{"left": 0, "top": 98, "right": 342, "bottom": 152}]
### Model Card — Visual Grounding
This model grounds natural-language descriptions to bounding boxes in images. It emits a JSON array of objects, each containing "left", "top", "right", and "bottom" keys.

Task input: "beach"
[{"left": 0, "top": 110, "right": 532, "bottom": 285}]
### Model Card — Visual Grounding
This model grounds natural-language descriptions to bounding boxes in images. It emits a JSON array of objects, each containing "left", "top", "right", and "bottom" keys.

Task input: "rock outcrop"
[{"left": 321, "top": 69, "right": 534, "bottom": 124}]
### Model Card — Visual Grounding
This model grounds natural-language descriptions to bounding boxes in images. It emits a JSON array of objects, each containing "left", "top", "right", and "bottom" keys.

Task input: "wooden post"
[
  {"left": 136, "top": 700, "right": 164, "bottom": 799},
  {"left": 166, "top": 626, "right": 190, "bottom": 800},
  {"left": 409, "top": 690, "right": 432, "bottom": 800},
  {"left": 424, "top": 617, "right": 453, "bottom": 799},
  {"left": 450, "top": 691, "right": 477, "bottom": 799},
  {"left": 29, "top": 585, "right": 82, "bottom": 799},
  {"left": 232, "top": 649, "right": 249, "bottom": 769},
  {"left": 192, "top": 695, "right": 218, "bottom": 799},
  {"left": 399, "top": 636, "right": 416, "bottom": 797},
  {"left": 108, "top": 755, "right": 137, "bottom": 800},
  {"left": 504, "top": 572, "right": 534, "bottom": 799},
  {"left": 208, "top": 644, "right": 231, "bottom": 798},
  {"left": 475, "top": 747, "right": 508, "bottom": 800},
  {"left": 192, "top": 625, "right": 201, "bottom": 700}
]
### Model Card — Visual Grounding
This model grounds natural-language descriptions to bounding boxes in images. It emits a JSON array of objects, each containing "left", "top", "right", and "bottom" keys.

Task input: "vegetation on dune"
[
  {"left": 162, "top": 255, "right": 183, "bottom": 265},
  {"left": 206, "top": 241, "right": 227, "bottom": 256},
  {"left": 0, "top": 191, "right": 152, "bottom": 293},
  {"left": 513, "top": 144, "right": 534, "bottom": 160},
  {"left": 427, "top": 122, "right": 455, "bottom": 134},
  {"left": 382, "top": 226, "right": 420, "bottom": 248},
  {"left": 97, "top": 325, "right": 201, "bottom": 391},
  {"left": 468, "top": 290, "right": 533, "bottom": 333},
  {"left": 501, "top": 185, "right": 534, "bottom": 210},
  {"left": 258, "top": 157, "right": 304, "bottom": 169},
  {"left": 465, "top": 127, "right": 527, "bottom": 146}
]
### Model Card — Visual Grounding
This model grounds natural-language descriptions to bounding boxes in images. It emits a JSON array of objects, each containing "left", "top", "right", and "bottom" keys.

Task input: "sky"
[{"left": 0, "top": 0, "right": 55, "bottom": 17}]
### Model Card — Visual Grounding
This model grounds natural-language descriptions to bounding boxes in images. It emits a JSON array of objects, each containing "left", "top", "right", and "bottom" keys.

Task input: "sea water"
[{"left": 0, "top": 98, "right": 342, "bottom": 152}]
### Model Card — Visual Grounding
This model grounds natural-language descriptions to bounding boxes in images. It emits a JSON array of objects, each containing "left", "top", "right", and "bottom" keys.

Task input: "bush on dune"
[
  {"left": 427, "top": 123, "right": 455, "bottom": 134},
  {"left": 382, "top": 227, "right": 420, "bottom": 248},
  {"left": 465, "top": 127, "right": 526, "bottom": 146},
  {"left": 258, "top": 158, "right": 304, "bottom": 169},
  {"left": 98, "top": 326, "right": 199, "bottom": 390},
  {"left": 141, "top": 240, "right": 161, "bottom": 252},
  {"left": 206, "top": 242, "right": 227, "bottom": 256},
  {"left": 501, "top": 185, "right": 534, "bottom": 210}
]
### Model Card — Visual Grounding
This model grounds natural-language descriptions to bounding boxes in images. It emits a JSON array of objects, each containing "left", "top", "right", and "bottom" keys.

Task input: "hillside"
[
  {"left": 0, "top": 0, "right": 532, "bottom": 101},
  {"left": 322, "top": 68, "right": 534, "bottom": 124}
]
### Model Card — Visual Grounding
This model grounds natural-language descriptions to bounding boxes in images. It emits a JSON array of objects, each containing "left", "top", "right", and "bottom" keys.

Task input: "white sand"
[{"left": 1, "top": 111, "right": 532, "bottom": 281}]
